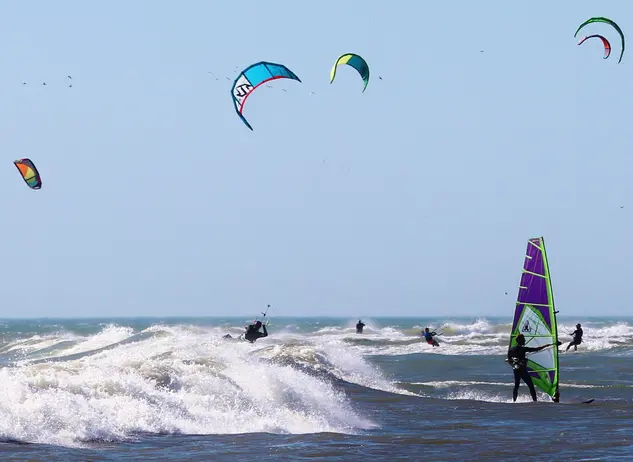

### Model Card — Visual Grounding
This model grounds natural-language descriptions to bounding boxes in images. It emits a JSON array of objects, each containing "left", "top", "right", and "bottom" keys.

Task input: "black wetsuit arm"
[
  {"left": 259, "top": 325, "right": 268, "bottom": 338},
  {"left": 525, "top": 344, "right": 552, "bottom": 353}
]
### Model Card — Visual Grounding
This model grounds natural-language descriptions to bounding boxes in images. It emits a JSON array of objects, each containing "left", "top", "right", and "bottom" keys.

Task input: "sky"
[{"left": 0, "top": 0, "right": 631, "bottom": 318}]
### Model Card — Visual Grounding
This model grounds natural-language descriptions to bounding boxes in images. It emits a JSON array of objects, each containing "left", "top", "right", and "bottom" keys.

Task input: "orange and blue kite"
[
  {"left": 14, "top": 158, "right": 42, "bottom": 190},
  {"left": 231, "top": 61, "right": 301, "bottom": 130}
]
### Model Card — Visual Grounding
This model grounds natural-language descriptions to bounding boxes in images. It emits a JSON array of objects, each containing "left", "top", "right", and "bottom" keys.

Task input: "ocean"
[{"left": 0, "top": 316, "right": 631, "bottom": 461}]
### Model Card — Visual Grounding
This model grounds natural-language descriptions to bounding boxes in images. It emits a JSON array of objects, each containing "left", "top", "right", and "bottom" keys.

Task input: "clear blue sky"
[{"left": 0, "top": 0, "right": 630, "bottom": 317}]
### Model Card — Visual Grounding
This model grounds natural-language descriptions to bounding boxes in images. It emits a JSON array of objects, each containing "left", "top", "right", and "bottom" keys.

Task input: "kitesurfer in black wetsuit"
[
  {"left": 507, "top": 333, "right": 561, "bottom": 402},
  {"left": 223, "top": 320, "right": 268, "bottom": 343},
  {"left": 243, "top": 320, "right": 268, "bottom": 343},
  {"left": 356, "top": 320, "right": 365, "bottom": 334},
  {"left": 566, "top": 323, "right": 583, "bottom": 352}
]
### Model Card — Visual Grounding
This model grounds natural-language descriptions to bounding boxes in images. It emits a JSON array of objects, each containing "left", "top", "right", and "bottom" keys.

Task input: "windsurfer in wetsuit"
[
  {"left": 565, "top": 323, "right": 583, "bottom": 352},
  {"left": 243, "top": 320, "right": 268, "bottom": 343},
  {"left": 356, "top": 320, "right": 365, "bottom": 334},
  {"left": 507, "top": 333, "right": 561, "bottom": 402},
  {"left": 423, "top": 327, "right": 439, "bottom": 347}
]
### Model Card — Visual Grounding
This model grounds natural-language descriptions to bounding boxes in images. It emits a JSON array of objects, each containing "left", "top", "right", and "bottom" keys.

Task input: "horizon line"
[{"left": 0, "top": 314, "right": 627, "bottom": 320}]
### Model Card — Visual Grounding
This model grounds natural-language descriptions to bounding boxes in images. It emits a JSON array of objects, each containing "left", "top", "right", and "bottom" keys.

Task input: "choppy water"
[{"left": 0, "top": 316, "right": 631, "bottom": 461}]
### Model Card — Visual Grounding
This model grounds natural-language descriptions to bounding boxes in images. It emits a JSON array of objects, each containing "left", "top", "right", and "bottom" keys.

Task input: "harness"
[{"left": 508, "top": 357, "right": 528, "bottom": 370}]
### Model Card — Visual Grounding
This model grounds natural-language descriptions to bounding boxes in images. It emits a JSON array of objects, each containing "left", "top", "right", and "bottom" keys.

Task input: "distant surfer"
[
  {"left": 507, "top": 333, "right": 561, "bottom": 402},
  {"left": 422, "top": 328, "right": 439, "bottom": 347},
  {"left": 223, "top": 320, "right": 268, "bottom": 343},
  {"left": 356, "top": 320, "right": 365, "bottom": 334},
  {"left": 565, "top": 323, "right": 583, "bottom": 352}
]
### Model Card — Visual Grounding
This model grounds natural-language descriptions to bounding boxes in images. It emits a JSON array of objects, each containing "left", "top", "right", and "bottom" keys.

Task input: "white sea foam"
[{"left": 0, "top": 324, "right": 382, "bottom": 447}]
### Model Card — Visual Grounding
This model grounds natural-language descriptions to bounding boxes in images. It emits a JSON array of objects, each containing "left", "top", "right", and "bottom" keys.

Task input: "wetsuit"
[
  {"left": 507, "top": 344, "right": 540, "bottom": 402},
  {"left": 244, "top": 324, "right": 268, "bottom": 343},
  {"left": 356, "top": 322, "right": 365, "bottom": 334},
  {"left": 566, "top": 327, "right": 583, "bottom": 352}
]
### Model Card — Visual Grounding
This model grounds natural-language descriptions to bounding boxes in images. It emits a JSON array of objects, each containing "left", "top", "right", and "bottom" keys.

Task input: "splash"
[{"left": 0, "top": 324, "right": 377, "bottom": 447}]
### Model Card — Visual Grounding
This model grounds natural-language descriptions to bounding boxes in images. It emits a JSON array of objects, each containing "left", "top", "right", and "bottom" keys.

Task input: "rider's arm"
[{"left": 525, "top": 342, "right": 561, "bottom": 352}]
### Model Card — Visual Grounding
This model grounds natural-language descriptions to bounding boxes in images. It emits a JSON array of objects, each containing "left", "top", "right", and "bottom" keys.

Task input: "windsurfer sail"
[{"left": 509, "top": 237, "right": 560, "bottom": 402}]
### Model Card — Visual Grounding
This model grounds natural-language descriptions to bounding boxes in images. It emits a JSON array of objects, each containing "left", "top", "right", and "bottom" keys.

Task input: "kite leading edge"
[{"left": 231, "top": 61, "right": 301, "bottom": 130}]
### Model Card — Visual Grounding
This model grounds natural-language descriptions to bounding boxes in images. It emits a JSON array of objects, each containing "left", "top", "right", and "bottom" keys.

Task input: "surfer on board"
[
  {"left": 422, "top": 328, "right": 440, "bottom": 347},
  {"left": 356, "top": 320, "right": 366, "bottom": 334},
  {"left": 565, "top": 323, "right": 583, "bottom": 352},
  {"left": 507, "top": 333, "right": 561, "bottom": 402}
]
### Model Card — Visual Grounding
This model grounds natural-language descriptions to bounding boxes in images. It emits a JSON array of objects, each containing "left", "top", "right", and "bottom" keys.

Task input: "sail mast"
[{"left": 541, "top": 237, "right": 560, "bottom": 401}]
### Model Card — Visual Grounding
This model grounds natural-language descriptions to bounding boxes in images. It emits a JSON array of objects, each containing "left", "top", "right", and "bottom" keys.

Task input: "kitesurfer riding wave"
[
  {"left": 566, "top": 323, "right": 583, "bottom": 352},
  {"left": 223, "top": 320, "right": 269, "bottom": 343},
  {"left": 244, "top": 320, "right": 268, "bottom": 343},
  {"left": 422, "top": 327, "right": 440, "bottom": 347}
]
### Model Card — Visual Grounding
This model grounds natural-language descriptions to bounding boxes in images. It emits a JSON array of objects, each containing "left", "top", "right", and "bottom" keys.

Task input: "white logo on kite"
[{"left": 234, "top": 83, "right": 253, "bottom": 98}]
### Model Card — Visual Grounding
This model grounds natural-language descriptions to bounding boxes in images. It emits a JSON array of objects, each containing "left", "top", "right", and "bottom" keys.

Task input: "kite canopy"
[
  {"left": 574, "top": 17, "right": 625, "bottom": 63},
  {"left": 13, "top": 158, "right": 42, "bottom": 190},
  {"left": 330, "top": 53, "right": 370, "bottom": 92},
  {"left": 231, "top": 61, "right": 301, "bottom": 130},
  {"left": 577, "top": 34, "right": 612, "bottom": 59}
]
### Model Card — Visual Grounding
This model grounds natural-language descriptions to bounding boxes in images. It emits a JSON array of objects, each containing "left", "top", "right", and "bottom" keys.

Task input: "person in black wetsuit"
[
  {"left": 222, "top": 320, "right": 269, "bottom": 342},
  {"left": 243, "top": 320, "right": 268, "bottom": 343},
  {"left": 566, "top": 323, "right": 583, "bottom": 352},
  {"left": 356, "top": 320, "right": 365, "bottom": 334},
  {"left": 507, "top": 333, "right": 561, "bottom": 402}
]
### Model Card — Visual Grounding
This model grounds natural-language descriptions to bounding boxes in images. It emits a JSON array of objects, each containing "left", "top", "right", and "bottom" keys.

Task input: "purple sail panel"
[
  {"left": 518, "top": 272, "right": 548, "bottom": 306},
  {"left": 512, "top": 306, "right": 522, "bottom": 332},
  {"left": 512, "top": 239, "right": 551, "bottom": 331},
  {"left": 512, "top": 302, "right": 527, "bottom": 333},
  {"left": 526, "top": 238, "right": 546, "bottom": 276},
  {"left": 513, "top": 238, "right": 551, "bottom": 330}
]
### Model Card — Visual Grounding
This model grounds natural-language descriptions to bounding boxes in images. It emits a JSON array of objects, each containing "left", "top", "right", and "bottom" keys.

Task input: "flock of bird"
[{"left": 20, "top": 75, "right": 73, "bottom": 87}]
